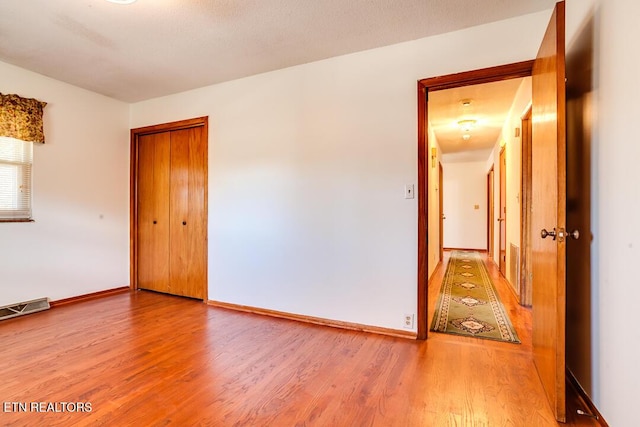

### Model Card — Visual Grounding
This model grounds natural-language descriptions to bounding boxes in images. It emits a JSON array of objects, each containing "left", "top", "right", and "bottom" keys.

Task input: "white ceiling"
[
  {"left": 430, "top": 77, "right": 529, "bottom": 162},
  {"left": 0, "top": 0, "right": 555, "bottom": 102}
]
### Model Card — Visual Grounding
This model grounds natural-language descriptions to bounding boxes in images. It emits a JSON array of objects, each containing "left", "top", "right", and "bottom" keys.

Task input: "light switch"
[{"left": 405, "top": 184, "right": 415, "bottom": 199}]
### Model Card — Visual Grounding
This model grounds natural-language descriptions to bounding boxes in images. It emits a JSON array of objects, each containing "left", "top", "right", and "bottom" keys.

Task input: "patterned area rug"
[{"left": 430, "top": 251, "right": 520, "bottom": 343}]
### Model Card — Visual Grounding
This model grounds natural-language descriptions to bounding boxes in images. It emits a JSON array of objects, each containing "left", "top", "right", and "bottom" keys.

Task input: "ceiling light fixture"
[
  {"left": 458, "top": 119, "right": 477, "bottom": 132},
  {"left": 105, "top": 0, "right": 137, "bottom": 4}
]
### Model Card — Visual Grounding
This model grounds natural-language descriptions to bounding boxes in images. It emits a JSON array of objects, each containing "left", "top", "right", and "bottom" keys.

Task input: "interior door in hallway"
[
  {"left": 498, "top": 147, "right": 506, "bottom": 275},
  {"left": 439, "top": 162, "right": 444, "bottom": 261},
  {"left": 531, "top": 1, "right": 566, "bottom": 422},
  {"left": 487, "top": 167, "right": 494, "bottom": 256},
  {"left": 520, "top": 107, "right": 533, "bottom": 307}
]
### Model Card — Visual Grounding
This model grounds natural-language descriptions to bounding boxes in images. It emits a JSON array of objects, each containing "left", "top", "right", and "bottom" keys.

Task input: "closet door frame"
[{"left": 130, "top": 116, "right": 209, "bottom": 301}]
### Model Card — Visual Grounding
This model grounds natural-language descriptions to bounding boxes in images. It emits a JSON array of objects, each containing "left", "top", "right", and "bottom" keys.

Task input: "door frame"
[
  {"left": 130, "top": 116, "right": 209, "bottom": 300},
  {"left": 417, "top": 61, "right": 533, "bottom": 339}
]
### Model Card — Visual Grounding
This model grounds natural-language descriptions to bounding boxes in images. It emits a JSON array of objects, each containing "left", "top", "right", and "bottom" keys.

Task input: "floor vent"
[{"left": 0, "top": 298, "right": 50, "bottom": 321}]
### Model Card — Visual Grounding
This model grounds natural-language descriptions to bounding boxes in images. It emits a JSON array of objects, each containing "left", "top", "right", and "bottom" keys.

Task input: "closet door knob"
[
  {"left": 153, "top": 220, "right": 157, "bottom": 224},
  {"left": 182, "top": 221, "right": 187, "bottom": 226}
]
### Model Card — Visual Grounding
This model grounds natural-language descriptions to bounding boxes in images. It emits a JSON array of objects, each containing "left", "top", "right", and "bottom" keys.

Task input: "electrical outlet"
[{"left": 403, "top": 313, "right": 414, "bottom": 329}]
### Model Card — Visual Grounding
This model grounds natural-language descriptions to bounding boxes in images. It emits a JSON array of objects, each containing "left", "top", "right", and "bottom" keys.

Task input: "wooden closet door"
[
  {"left": 137, "top": 132, "right": 171, "bottom": 293},
  {"left": 168, "top": 127, "right": 207, "bottom": 299}
]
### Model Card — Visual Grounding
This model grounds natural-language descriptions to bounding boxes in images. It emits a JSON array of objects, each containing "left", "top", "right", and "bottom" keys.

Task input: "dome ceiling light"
[{"left": 458, "top": 119, "right": 477, "bottom": 132}]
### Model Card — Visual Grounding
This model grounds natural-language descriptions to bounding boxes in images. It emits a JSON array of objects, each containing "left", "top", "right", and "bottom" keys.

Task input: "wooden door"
[
  {"left": 137, "top": 132, "right": 171, "bottom": 294},
  {"left": 520, "top": 108, "right": 533, "bottom": 307},
  {"left": 487, "top": 167, "right": 494, "bottom": 256},
  {"left": 168, "top": 127, "right": 207, "bottom": 299},
  {"left": 133, "top": 117, "right": 208, "bottom": 301},
  {"left": 531, "top": 1, "right": 566, "bottom": 422},
  {"left": 499, "top": 147, "right": 507, "bottom": 275},
  {"left": 438, "top": 162, "right": 444, "bottom": 261}
]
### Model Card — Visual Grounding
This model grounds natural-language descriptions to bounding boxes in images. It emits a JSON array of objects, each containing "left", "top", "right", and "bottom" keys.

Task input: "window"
[
  {"left": 0, "top": 137, "right": 33, "bottom": 220},
  {"left": 0, "top": 92, "right": 46, "bottom": 221}
]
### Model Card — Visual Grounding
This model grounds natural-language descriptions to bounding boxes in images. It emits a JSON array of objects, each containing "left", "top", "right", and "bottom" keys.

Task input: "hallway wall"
[
  {"left": 499, "top": 78, "right": 531, "bottom": 291},
  {"left": 427, "top": 123, "right": 443, "bottom": 276},
  {"left": 442, "top": 161, "right": 487, "bottom": 250}
]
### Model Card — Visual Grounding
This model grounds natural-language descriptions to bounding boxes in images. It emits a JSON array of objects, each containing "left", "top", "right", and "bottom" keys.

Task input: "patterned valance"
[{"left": 0, "top": 93, "right": 47, "bottom": 143}]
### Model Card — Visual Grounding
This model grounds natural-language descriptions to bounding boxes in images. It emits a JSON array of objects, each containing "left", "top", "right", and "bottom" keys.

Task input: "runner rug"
[{"left": 430, "top": 250, "right": 520, "bottom": 343}]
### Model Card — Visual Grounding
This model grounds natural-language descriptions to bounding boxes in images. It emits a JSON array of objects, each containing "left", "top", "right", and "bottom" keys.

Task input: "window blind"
[{"left": 0, "top": 136, "right": 33, "bottom": 220}]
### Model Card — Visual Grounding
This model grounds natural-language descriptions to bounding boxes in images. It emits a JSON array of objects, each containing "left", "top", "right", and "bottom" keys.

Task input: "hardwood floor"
[{"left": 1, "top": 254, "right": 599, "bottom": 426}]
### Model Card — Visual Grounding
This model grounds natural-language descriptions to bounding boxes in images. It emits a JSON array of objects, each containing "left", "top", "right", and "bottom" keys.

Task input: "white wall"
[
  {"left": 130, "top": 11, "right": 551, "bottom": 332},
  {"left": 427, "top": 122, "right": 443, "bottom": 277},
  {"left": 442, "top": 161, "right": 487, "bottom": 249},
  {"left": 0, "top": 61, "right": 130, "bottom": 305},
  {"left": 498, "top": 78, "right": 531, "bottom": 290},
  {"left": 566, "top": 0, "right": 640, "bottom": 424}
]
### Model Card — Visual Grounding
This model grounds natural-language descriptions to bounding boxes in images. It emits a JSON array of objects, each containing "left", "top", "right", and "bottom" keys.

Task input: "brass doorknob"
[
  {"left": 541, "top": 228, "right": 557, "bottom": 240},
  {"left": 569, "top": 229, "right": 580, "bottom": 240}
]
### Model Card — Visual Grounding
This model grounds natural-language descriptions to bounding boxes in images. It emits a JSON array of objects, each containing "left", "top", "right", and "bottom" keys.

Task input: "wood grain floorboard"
[{"left": 1, "top": 254, "right": 599, "bottom": 426}]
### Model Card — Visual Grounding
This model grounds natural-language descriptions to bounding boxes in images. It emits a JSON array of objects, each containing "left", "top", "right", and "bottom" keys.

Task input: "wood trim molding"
[
  {"left": 208, "top": 300, "right": 418, "bottom": 340},
  {"left": 50, "top": 287, "right": 130, "bottom": 307},
  {"left": 566, "top": 369, "right": 609, "bottom": 426},
  {"left": 418, "top": 60, "right": 534, "bottom": 91},
  {"left": 131, "top": 116, "right": 208, "bottom": 136},
  {"left": 417, "top": 82, "right": 428, "bottom": 340},
  {"left": 417, "top": 61, "right": 533, "bottom": 341},
  {"left": 129, "top": 128, "right": 138, "bottom": 292}
]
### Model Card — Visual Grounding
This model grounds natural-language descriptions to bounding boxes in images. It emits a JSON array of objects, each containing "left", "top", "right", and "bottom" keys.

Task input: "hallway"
[
  {"left": 427, "top": 250, "right": 600, "bottom": 426},
  {"left": 428, "top": 250, "right": 532, "bottom": 351}
]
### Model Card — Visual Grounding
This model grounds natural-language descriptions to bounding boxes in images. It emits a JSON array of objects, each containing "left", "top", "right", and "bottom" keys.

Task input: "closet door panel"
[
  {"left": 169, "top": 127, "right": 207, "bottom": 299},
  {"left": 186, "top": 125, "right": 207, "bottom": 299},
  {"left": 137, "top": 132, "right": 171, "bottom": 293}
]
